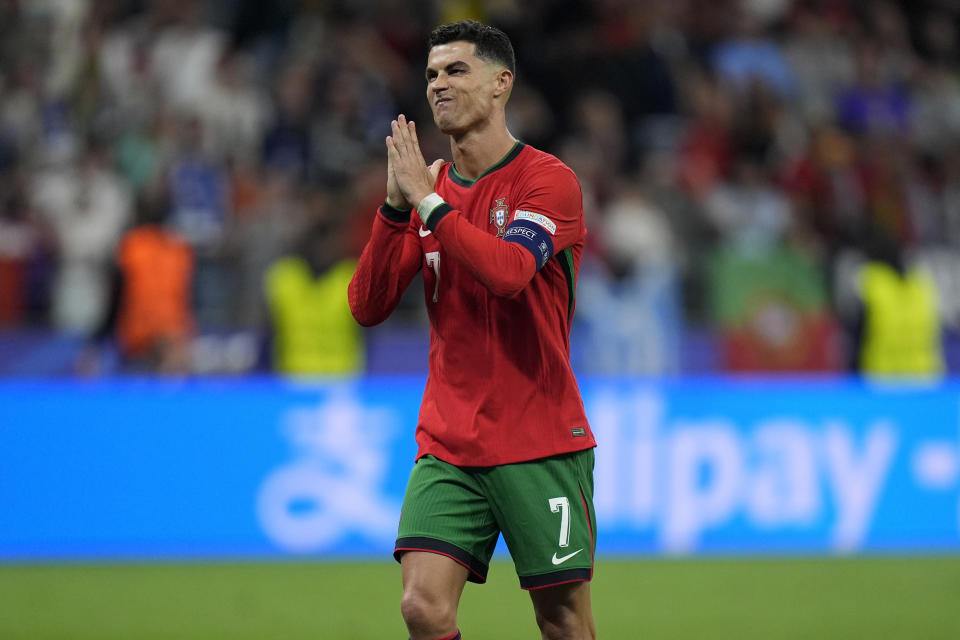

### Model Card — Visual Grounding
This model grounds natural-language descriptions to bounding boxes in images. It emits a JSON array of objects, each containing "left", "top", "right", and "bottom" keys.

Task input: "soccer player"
[{"left": 348, "top": 20, "right": 597, "bottom": 640}]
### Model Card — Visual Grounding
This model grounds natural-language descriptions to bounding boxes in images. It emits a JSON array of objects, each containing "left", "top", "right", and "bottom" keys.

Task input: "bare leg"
[
  {"left": 400, "top": 551, "right": 470, "bottom": 640},
  {"left": 529, "top": 581, "right": 596, "bottom": 640}
]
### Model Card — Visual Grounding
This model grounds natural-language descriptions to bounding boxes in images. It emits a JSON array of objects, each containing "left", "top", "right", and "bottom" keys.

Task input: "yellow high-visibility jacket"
[
  {"left": 858, "top": 262, "right": 944, "bottom": 377},
  {"left": 265, "top": 257, "right": 363, "bottom": 376}
]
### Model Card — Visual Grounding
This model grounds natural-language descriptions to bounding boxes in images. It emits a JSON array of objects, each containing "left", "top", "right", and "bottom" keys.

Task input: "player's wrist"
[
  {"left": 417, "top": 192, "right": 446, "bottom": 223},
  {"left": 380, "top": 199, "right": 412, "bottom": 223},
  {"left": 384, "top": 196, "right": 411, "bottom": 212},
  {"left": 417, "top": 192, "right": 455, "bottom": 231}
]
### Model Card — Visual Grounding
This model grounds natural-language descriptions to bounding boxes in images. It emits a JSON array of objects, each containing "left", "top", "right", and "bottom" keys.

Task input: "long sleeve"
[
  {"left": 348, "top": 206, "right": 422, "bottom": 326},
  {"left": 431, "top": 211, "right": 537, "bottom": 298}
]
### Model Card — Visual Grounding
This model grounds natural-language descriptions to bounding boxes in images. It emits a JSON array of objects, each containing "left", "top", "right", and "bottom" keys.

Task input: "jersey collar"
[{"left": 449, "top": 141, "right": 525, "bottom": 188}]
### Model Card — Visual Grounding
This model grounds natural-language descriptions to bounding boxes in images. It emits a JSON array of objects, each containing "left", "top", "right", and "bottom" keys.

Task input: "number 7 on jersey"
[{"left": 425, "top": 251, "right": 440, "bottom": 302}]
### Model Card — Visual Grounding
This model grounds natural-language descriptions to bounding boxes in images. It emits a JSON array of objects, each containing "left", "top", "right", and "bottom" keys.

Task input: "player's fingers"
[
  {"left": 386, "top": 135, "right": 400, "bottom": 162},
  {"left": 396, "top": 114, "right": 414, "bottom": 149},
  {"left": 428, "top": 158, "right": 444, "bottom": 182},
  {"left": 408, "top": 120, "right": 421, "bottom": 152},
  {"left": 391, "top": 120, "right": 405, "bottom": 152}
]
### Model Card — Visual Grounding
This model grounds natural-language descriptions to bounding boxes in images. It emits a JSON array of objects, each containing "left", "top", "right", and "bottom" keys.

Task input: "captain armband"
[{"left": 503, "top": 219, "right": 555, "bottom": 270}]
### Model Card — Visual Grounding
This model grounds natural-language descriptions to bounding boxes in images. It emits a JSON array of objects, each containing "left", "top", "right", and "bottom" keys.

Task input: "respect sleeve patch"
[{"left": 504, "top": 219, "right": 554, "bottom": 270}]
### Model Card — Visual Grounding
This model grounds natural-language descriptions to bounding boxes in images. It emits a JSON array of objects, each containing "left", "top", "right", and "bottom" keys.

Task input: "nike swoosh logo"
[
  {"left": 419, "top": 226, "right": 432, "bottom": 237},
  {"left": 551, "top": 549, "right": 583, "bottom": 565}
]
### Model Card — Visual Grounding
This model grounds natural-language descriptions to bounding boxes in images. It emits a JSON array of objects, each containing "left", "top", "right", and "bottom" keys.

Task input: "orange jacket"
[{"left": 116, "top": 226, "right": 194, "bottom": 357}]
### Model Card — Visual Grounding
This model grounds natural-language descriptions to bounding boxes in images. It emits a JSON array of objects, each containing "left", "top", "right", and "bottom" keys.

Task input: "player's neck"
[{"left": 448, "top": 123, "right": 517, "bottom": 181}]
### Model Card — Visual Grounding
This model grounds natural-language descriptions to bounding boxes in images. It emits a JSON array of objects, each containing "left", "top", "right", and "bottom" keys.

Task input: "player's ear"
[{"left": 493, "top": 68, "right": 513, "bottom": 100}]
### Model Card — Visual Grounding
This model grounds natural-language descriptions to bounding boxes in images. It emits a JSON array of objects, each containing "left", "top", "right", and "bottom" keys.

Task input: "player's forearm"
[
  {"left": 432, "top": 210, "right": 537, "bottom": 298},
  {"left": 348, "top": 205, "right": 420, "bottom": 326}
]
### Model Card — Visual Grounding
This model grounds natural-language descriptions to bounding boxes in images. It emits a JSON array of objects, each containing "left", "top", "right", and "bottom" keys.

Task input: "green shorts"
[{"left": 394, "top": 448, "right": 596, "bottom": 590}]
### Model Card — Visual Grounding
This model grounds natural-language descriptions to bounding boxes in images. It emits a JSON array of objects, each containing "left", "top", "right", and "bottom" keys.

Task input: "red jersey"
[{"left": 349, "top": 142, "right": 595, "bottom": 466}]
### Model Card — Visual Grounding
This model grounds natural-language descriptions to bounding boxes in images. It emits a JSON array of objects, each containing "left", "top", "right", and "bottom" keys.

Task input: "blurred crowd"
[{"left": 1, "top": 0, "right": 959, "bottom": 376}]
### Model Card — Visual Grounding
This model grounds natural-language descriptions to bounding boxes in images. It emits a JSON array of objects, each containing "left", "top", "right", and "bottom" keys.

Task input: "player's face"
[{"left": 425, "top": 41, "right": 502, "bottom": 136}]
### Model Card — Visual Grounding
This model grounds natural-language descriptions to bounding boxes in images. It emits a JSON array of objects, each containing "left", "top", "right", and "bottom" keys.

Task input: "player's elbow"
[
  {"left": 350, "top": 304, "right": 386, "bottom": 327},
  {"left": 347, "top": 278, "right": 388, "bottom": 326},
  {"left": 352, "top": 313, "right": 380, "bottom": 327},
  {"left": 348, "top": 293, "right": 385, "bottom": 326}
]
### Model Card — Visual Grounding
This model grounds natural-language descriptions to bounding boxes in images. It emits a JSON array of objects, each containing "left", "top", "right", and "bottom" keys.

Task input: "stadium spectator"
[
  {"left": 851, "top": 228, "right": 944, "bottom": 377},
  {"left": 675, "top": 70, "right": 735, "bottom": 202},
  {"left": 712, "top": 7, "right": 797, "bottom": 100},
  {"left": 1, "top": 56, "right": 44, "bottom": 161},
  {"left": 261, "top": 61, "right": 314, "bottom": 181},
  {"left": 703, "top": 151, "right": 793, "bottom": 256},
  {"left": 227, "top": 166, "right": 307, "bottom": 329},
  {"left": 81, "top": 189, "right": 194, "bottom": 375},
  {"left": 30, "top": 138, "right": 132, "bottom": 334},
  {"left": 575, "top": 180, "right": 682, "bottom": 375},
  {"left": 166, "top": 114, "right": 228, "bottom": 248},
  {"left": 940, "top": 144, "right": 960, "bottom": 250},
  {"left": 779, "top": 124, "right": 865, "bottom": 250},
  {"left": 165, "top": 114, "right": 230, "bottom": 326},
  {"left": 118, "top": 198, "right": 194, "bottom": 373},
  {"left": 199, "top": 49, "right": 271, "bottom": 164},
  {"left": 97, "top": 9, "right": 158, "bottom": 129},
  {"left": 264, "top": 214, "right": 362, "bottom": 376},
  {"left": 783, "top": 2, "right": 857, "bottom": 124},
  {"left": 149, "top": 0, "right": 227, "bottom": 116},
  {"left": 0, "top": 175, "right": 42, "bottom": 326},
  {"left": 835, "top": 40, "right": 912, "bottom": 135}
]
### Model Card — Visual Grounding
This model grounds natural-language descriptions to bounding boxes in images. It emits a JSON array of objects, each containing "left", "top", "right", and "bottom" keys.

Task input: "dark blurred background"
[{"left": 2, "top": 0, "right": 960, "bottom": 378}]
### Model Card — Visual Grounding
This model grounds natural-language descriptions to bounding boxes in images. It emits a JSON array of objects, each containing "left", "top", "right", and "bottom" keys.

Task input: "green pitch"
[{"left": 0, "top": 556, "right": 957, "bottom": 639}]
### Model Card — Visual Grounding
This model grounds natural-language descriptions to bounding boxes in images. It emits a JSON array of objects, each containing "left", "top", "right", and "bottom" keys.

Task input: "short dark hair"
[{"left": 429, "top": 20, "right": 516, "bottom": 76}]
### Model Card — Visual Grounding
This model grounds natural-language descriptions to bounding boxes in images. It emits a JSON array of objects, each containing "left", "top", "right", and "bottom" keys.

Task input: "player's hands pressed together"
[{"left": 386, "top": 114, "right": 443, "bottom": 211}]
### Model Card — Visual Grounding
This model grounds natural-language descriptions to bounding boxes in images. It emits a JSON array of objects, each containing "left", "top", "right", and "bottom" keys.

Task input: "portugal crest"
[{"left": 489, "top": 197, "right": 509, "bottom": 237}]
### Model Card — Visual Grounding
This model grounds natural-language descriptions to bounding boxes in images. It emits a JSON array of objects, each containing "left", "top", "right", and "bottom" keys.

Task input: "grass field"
[{"left": 0, "top": 556, "right": 958, "bottom": 639}]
